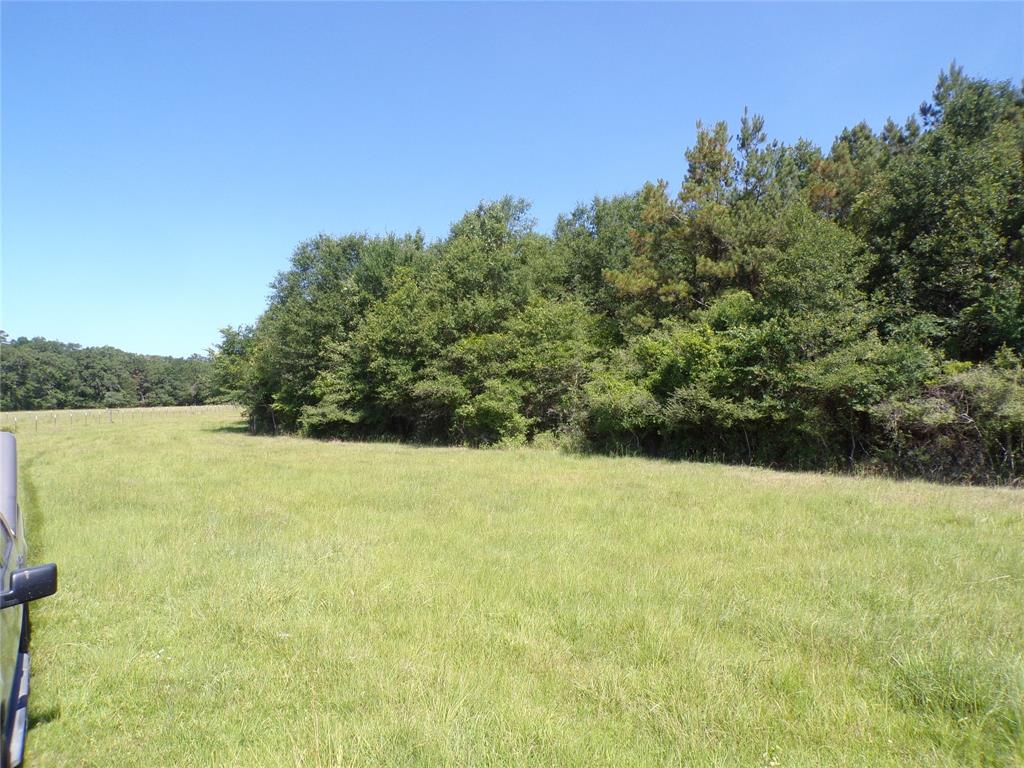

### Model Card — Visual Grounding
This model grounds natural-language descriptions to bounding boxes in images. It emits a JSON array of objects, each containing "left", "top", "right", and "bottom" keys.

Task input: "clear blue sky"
[{"left": 2, "top": 2, "right": 1021, "bottom": 357}]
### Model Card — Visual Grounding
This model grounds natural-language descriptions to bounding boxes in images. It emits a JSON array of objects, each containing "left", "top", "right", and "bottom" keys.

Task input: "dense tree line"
[
  {"left": 0, "top": 334, "right": 214, "bottom": 410},
  {"left": 214, "top": 67, "right": 1024, "bottom": 483}
]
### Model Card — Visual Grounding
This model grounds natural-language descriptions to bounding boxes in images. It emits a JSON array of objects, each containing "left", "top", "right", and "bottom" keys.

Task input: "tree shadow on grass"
[{"left": 202, "top": 423, "right": 252, "bottom": 435}]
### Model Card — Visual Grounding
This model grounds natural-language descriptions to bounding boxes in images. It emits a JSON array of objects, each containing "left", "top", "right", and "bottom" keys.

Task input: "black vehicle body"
[{"left": 0, "top": 433, "right": 57, "bottom": 767}]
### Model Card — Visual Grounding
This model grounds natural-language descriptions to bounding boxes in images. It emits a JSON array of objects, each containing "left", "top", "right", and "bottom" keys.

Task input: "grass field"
[{"left": 4, "top": 406, "right": 1022, "bottom": 766}]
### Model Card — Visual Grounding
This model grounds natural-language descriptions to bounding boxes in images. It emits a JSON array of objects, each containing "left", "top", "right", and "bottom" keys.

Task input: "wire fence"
[{"left": 0, "top": 404, "right": 241, "bottom": 434}]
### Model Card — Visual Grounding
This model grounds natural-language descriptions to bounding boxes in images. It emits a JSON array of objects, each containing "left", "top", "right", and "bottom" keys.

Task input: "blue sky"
[{"left": 2, "top": 2, "right": 1021, "bottom": 357}]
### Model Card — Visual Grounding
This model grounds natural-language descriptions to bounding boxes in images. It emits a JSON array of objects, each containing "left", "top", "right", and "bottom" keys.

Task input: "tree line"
[
  {"left": 215, "top": 65, "right": 1023, "bottom": 483},
  {"left": 0, "top": 333, "right": 214, "bottom": 410}
]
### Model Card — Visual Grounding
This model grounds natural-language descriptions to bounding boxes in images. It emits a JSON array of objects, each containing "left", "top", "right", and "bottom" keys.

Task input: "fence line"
[{"left": 0, "top": 404, "right": 241, "bottom": 434}]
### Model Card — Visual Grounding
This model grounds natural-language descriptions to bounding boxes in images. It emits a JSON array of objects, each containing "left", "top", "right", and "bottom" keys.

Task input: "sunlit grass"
[{"left": 9, "top": 407, "right": 1023, "bottom": 766}]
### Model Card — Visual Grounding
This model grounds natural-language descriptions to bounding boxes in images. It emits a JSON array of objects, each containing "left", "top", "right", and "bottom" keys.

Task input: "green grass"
[{"left": 6, "top": 407, "right": 1023, "bottom": 766}]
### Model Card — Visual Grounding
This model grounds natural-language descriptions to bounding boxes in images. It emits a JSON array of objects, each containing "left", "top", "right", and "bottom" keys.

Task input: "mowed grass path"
[{"left": 9, "top": 408, "right": 1023, "bottom": 766}]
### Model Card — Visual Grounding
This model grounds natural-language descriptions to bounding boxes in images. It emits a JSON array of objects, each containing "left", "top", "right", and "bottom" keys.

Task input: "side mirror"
[{"left": 1, "top": 563, "right": 57, "bottom": 609}]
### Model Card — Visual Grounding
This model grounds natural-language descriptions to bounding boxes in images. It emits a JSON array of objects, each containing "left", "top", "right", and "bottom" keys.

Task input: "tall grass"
[{"left": 9, "top": 407, "right": 1023, "bottom": 766}]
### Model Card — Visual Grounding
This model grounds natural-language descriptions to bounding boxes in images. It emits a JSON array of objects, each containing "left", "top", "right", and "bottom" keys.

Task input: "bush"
[
  {"left": 870, "top": 357, "right": 1024, "bottom": 483},
  {"left": 580, "top": 369, "right": 660, "bottom": 450},
  {"left": 455, "top": 379, "right": 531, "bottom": 446}
]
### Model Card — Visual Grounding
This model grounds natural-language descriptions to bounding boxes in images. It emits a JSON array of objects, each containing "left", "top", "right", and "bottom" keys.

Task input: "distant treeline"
[
  {"left": 214, "top": 66, "right": 1023, "bottom": 483},
  {"left": 1, "top": 334, "right": 214, "bottom": 410}
]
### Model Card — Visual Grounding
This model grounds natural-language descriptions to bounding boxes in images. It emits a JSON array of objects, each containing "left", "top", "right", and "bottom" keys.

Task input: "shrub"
[
  {"left": 455, "top": 379, "right": 531, "bottom": 446},
  {"left": 870, "top": 357, "right": 1024, "bottom": 483}
]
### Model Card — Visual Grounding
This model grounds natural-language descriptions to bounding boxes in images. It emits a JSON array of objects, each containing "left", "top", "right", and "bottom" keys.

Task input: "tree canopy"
[
  {"left": 1, "top": 334, "right": 214, "bottom": 410},
  {"left": 211, "top": 66, "right": 1022, "bottom": 483}
]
